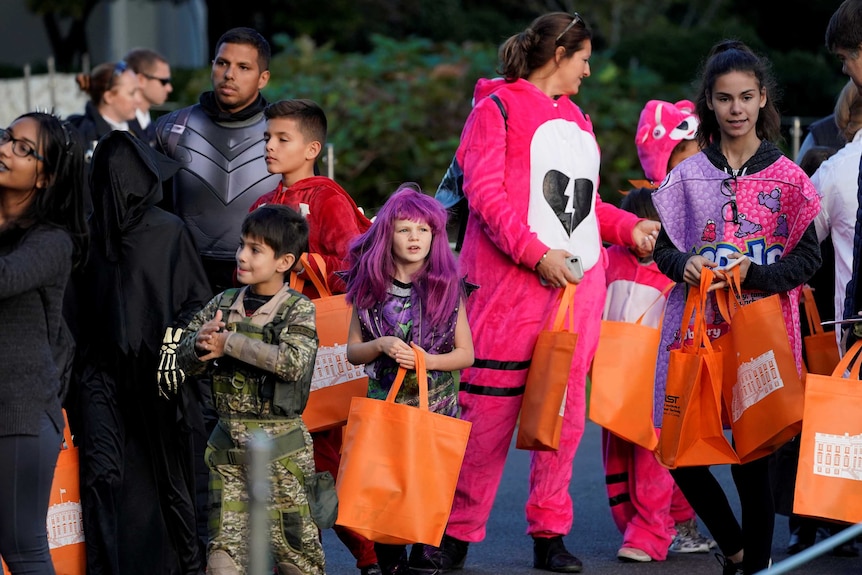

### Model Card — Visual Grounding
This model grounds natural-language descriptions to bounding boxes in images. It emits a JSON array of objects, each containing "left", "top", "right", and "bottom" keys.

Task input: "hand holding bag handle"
[
  {"left": 656, "top": 272, "right": 737, "bottom": 468},
  {"left": 386, "top": 342, "right": 429, "bottom": 409},
  {"left": 335, "top": 343, "right": 472, "bottom": 545}
]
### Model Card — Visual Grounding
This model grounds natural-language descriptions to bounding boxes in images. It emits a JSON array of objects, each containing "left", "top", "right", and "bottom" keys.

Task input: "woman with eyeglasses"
[
  {"left": 411, "top": 12, "right": 659, "bottom": 574},
  {"left": 0, "top": 112, "right": 87, "bottom": 574},
  {"left": 651, "top": 40, "right": 821, "bottom": 575}
]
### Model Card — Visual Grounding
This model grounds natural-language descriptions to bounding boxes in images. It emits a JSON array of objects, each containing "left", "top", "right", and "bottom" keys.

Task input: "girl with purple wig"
[{"left": 344, "top": 184, "right": 474, "bottom": 575}]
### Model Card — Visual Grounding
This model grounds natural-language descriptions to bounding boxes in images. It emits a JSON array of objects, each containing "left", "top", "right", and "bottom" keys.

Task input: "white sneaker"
[
  {"left": 617, "top": 547, "right": 652, "bottom": 562},
  {"left": 669, "top": 519, "right": 716, "bottom": 553}
]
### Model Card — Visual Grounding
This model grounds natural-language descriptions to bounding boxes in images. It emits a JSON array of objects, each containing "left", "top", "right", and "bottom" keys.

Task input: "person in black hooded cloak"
[{"left": 69, "top": 130, "right": 211, "bottom": 575}]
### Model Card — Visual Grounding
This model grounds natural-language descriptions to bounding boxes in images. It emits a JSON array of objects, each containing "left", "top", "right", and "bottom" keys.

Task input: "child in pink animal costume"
[
  {"left": 601, "top": 100, "right": 715, "bottom": 563},
  {"left": 410, "top": 12, "right": 659, "bottom": 574}
]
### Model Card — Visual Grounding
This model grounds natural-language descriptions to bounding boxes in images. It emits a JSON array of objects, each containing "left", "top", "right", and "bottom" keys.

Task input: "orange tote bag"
[
  {"left": 590, "top": 284, "right": 674, "bottom": 450},
  {"left": 801, "top": 286, "right": 840, "bottom": 376},
  {"left": 714, "top": 266, "right": 804, "bottom": 463},
  {"left": 516, "top": 283, "right": 578, "bottom": 451},
  {"left": 656, "top": 273, "right": 738, "bottom": 469},
  {"left": 291, "top": 253, "right": 369, "bottom": 432},
  {"left": 793, "top": 340, "right": 862, "bottom": 524},
  {"left": 335, "top": 344, "right": 472, "bottom": 546},
  {"left": 2, "top": 410, "right": 86, "bottom": 575}
]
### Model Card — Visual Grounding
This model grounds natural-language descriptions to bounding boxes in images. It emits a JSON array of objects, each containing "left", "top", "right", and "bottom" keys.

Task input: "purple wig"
[{"left": 344, "top": 184, "right": 462, "bottom": 327}]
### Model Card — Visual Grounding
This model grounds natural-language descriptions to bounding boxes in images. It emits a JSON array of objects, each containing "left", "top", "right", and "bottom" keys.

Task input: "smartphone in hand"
[
  {"left": 566, "top": 256, "right": 584, "bottom": 281},
  {"left": 539, "top": 255, "right": 584, "bottom": 286}
]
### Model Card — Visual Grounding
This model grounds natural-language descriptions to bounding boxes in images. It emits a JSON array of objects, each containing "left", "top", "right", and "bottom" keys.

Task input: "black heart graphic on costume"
[{"left": 543, "top": 170, "right": 593, "bottom": 235}]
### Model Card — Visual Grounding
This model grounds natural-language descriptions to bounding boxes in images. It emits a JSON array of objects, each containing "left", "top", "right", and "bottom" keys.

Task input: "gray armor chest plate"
[{"left": 168, "top": 106, "right": 281, "bottom": 260}]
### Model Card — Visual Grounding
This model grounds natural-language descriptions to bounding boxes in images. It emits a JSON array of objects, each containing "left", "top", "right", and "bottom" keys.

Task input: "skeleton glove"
[{"left": 157, "top": 327, "right": 185, "bottom": 398}]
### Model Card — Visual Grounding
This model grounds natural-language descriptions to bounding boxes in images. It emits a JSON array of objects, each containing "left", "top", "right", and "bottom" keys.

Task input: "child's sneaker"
[
  {"left": 617, "top": 547, "right": 652, "bottom": 562},
  {"left": 669, "top": 519, "right": 716, "bottom": 553}
]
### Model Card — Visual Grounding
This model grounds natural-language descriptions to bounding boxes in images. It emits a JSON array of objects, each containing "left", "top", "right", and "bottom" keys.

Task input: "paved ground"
[{"left": 321, "top": 421, "right": 862, "bottom": 575}]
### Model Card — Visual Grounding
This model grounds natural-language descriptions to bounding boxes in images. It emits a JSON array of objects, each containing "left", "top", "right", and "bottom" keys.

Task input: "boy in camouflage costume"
[{"left": 177, "top": 204, "right": 326, "bottom": 575}]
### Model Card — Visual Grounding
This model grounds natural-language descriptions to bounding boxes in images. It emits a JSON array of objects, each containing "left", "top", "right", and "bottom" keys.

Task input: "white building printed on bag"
[
  {"left": 46, "top": 501, "right": 85, "bottom": 549},
  {"left": 812, "top": 432, "right": 862, "bottom": 481},
  {"left": 312, "top": 343, "right": 364, "bottom": 392},
  {"left": 731, "top": 349, "right": 784, "bottom": 422}
]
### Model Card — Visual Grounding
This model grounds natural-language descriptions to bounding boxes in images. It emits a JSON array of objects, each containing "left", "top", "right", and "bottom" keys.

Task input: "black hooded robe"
[{"left": 69, "top": 131, "right": 212, "bottom": 575}]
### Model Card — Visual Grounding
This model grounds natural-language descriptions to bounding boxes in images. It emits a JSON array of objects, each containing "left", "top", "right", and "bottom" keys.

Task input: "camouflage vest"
[{"left": 212, "top": 288, "right": 310, "bottom": 419}]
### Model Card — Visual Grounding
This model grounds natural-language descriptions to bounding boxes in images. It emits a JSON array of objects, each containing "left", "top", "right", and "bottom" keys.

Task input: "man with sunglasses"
[{"left": 125, "top": 48, "right": 173, "bottom": 147}]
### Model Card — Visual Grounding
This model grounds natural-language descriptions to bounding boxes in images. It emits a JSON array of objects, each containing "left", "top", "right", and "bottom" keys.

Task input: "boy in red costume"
[{"left": 250, "top": 99, "right": 376, "bottom": 575}]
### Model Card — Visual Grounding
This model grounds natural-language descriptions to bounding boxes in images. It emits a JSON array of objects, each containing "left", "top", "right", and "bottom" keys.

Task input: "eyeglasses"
[
  {"left": 143, "top": 73, "right": 172, "bottom": 86},
  {"left": 0, "top": 128, "right": 44, "bottom": 161},
  {"left": 555, "top": 13, "right": 583, "bottom": 43},
  {"left": 721, "top": 176, "right": 738, "bottom": 225}
]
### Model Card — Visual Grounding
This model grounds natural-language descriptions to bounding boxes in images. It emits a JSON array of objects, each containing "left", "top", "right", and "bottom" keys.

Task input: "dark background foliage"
[{"left": 24, "top": 0, "right": 849, "bottom": 211}]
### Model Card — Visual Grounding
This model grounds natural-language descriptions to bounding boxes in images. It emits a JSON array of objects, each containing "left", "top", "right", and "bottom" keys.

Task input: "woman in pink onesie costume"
[{"left": 410, "top": 12, "right": 659, "bottom": 575}]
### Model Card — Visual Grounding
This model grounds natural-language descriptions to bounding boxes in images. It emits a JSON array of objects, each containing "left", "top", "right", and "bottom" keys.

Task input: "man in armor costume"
[{"left": 156, "top": 27, "right": 280, "bottom": 294}]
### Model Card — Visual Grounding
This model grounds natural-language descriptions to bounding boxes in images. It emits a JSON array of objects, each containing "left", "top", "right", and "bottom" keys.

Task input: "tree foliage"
[{"left": 25, "top": 0, "right": 850, "bottom": 212}]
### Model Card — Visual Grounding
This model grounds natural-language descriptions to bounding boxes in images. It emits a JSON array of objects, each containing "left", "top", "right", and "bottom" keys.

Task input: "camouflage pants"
[{"left": 207, "top": 419, "right": 325, "bottom": 575}]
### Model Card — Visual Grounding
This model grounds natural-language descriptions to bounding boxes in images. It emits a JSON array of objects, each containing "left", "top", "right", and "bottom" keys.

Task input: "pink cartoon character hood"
[{"left": 635, "top": 99, "right": 699, "bottom": 184}]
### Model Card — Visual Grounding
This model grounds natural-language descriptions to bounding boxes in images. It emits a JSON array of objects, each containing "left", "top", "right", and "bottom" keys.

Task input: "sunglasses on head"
[
  {"left": 143, "top": 73, "right": 172, "bottom": 86},
  {"left": 555, "top": 13, "right": 583, "bottom": 43}
]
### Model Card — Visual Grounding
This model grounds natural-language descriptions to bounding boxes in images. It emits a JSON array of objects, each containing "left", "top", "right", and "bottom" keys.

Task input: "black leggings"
[
  {"left": 671, "top": 455, "right": 774, "bottom": 574},
  {"left": 0, "top": 412, "right": 62, "bottom": 575}
]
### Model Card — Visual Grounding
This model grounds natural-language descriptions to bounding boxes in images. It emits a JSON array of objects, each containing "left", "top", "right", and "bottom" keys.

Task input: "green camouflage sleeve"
[
  {"left": 222, "top": 297, "right": 318, "bottom": 382},
  {"left": 176, "top": 294, "right": 223, "bottom": 376}
]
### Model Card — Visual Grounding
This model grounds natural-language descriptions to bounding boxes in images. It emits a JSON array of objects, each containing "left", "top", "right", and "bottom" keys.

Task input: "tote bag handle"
[
  {"left": 633, "top": 282, "right": 676, "bottom": 326},
  {"left": 550, "top": 283, "right": 577, "bottom": 332},
  {"left": 678, "top": 272, "right": 714, "bottom": 352},
  {"left": 289, "top": 253, "right": 333, "bottom": 297},
  {"left": 801, "top": 286, "right": 826, "bottom": 336},
  {"left": 385, "top": 343, "right": 429, "bottom": 410},
  {"left": 829, "top": 339, "right": 862, "bottom": 378}
]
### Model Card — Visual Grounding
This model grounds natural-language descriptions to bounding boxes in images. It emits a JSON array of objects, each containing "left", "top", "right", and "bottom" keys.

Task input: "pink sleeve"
[
  {"left": 458, "top": 100, "right": 548, "bottom": 269},
  {"left": 596, "top": 196, "right": 641, "bottom": 247}
]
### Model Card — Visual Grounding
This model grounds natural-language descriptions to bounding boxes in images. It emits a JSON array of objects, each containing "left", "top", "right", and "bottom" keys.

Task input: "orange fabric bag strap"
[
  {"left": 679, "top": 272, "right": 714, "bottom": 352},
  {"left": 385, "top": 343, "right": 429, "bottom": 410},
  {"left": 829, "top": 339, "right": 862, "bottom": 378},
  {"left": 61, "top": 408, "right": 73, "bottom": 450},
  {"left": 551, "top": 283, "right": 577, "bottom": 332},
  {"left": 714, "top": 265, "right": 744, "bottom": 323},
  {"left": 801, "top": 286, "right": 825, "bottom": 336},
  {"left": 633, "top": 282, "right": 676, "bottom": 326},
  {"left": 289, "top": 253, "right": 333, "bottom": 297}
]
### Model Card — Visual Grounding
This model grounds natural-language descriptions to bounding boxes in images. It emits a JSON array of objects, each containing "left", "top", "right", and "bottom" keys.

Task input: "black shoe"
[
  {"left": 361, "top": 564, "right": 383, "bottom": 575},
  {"left": 408, "top": 536, "right": 469, "bottom": 573},
  {"left": 715, "top": 553, "right": 743, "bottom": 575},
  {"left": 375, "top": 545, "right": 410, "bottom": 575},
  {"left": 533, "top": 536, "right": 583, "bottom": 573}
]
